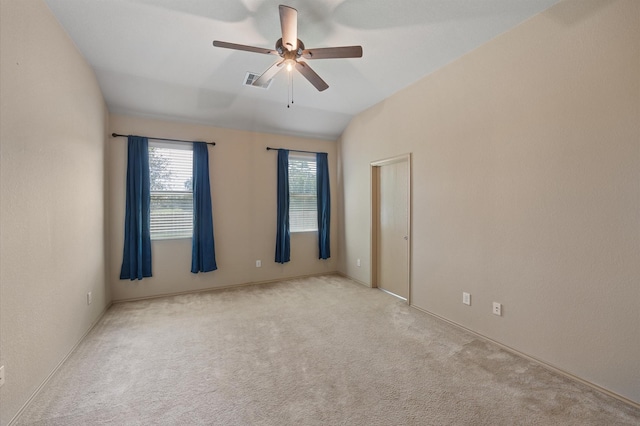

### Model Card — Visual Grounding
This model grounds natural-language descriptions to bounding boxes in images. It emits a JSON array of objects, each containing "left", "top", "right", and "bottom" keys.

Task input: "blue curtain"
[
  {"left": 120, "top": 136, "right": 152, "bottom": 280},
  {"left": 275, "top": 149, "right": 290, "bottom": 263},
  {"left": 191, "top": 142, "right": 217, "bottom": 273},
  {"left": 316, "top": 153, "right": 331, "bottom": 259}
]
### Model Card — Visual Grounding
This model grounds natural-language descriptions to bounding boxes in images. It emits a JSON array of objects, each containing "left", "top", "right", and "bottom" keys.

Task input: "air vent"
[{"left": 244, "top": 72, "right": 273, "bottom": 89}]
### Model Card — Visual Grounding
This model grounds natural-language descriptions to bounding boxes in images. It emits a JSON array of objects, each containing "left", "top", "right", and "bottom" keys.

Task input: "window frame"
[
  {"left": 288, "top": 152, "right": 318, "bottom": 233},
  {"left": 148, "top": 141, "right": 194, "bottom": 241}
]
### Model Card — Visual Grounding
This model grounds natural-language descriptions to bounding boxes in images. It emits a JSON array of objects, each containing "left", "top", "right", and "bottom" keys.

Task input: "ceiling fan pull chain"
[{"left": 287, "top": 69, "right": 294, "bottom": 108}]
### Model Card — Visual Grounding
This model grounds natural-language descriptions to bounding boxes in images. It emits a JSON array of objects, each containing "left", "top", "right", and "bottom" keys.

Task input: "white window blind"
[
  {"left": 289, "top": 153, "right": 317, "bottom": 232},
  {"left": 148, "top": 142, "right": 193, "bottom": 240}
]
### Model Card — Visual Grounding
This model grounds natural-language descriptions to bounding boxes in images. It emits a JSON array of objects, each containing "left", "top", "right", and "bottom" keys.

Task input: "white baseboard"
[
  {"left": 335, "top": 271, "right": 371, "bottom": 288},
  {"left": 111, "top": 271, "right": 341, "bottom": 304},
  {"left": 9, "top": 302, "right": 113, "bottom": 426},
  {"left": 14, "top": 273, "right": 636, "bottom": 426},
  {"left": 410, "top": 304, "right": 640, "bottom": 410}
]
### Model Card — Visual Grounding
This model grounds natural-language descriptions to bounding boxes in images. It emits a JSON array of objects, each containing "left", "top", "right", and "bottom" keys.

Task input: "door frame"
[{"left": 371, "top": 153, "right": 412, "bottom": 304}]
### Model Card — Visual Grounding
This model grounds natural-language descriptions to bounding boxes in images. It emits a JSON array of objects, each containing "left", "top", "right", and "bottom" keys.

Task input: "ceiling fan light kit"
[{"left": 213, "top": 4, "right": 363, "bottom": 96}]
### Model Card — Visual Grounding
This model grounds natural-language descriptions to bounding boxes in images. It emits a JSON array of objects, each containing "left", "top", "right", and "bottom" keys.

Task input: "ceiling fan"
[{"left": 213, "top": 4, "right": 363, "bottom": 92}]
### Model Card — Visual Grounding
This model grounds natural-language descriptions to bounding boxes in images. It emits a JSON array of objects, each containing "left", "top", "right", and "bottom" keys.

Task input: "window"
[
  {"left": 148, "top": 142, "right": 193, "bottom": 240},
  {"left": 289, "top": 153, "right": 317, "bottom": 232}
]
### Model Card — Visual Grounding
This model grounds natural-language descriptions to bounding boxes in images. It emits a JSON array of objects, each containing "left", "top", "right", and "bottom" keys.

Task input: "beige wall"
[
  {"left": 0, "top": 1, "right": 110, "bottom": 425},
  {"left": 339, "top": 0, "right": 639, "bottom": 404},
  {"left": 109, "top": 114, "right": 338, "bottom": 301},
  {"left": 1, "top": 0, "right": 637, "bottom": 421}
]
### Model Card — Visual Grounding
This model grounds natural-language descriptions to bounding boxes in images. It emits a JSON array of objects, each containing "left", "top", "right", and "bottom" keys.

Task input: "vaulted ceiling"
[{"left": 44, "top": 0, "right": 560, "bottom": 140}]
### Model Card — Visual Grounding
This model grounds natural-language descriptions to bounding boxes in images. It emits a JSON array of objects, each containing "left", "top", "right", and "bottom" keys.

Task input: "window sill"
[
  {"left": 151, "top": 237, "right": 192, "bottom": 241},
  {"left": 291, "top": 229, "right": 318, "bottom": 234}
]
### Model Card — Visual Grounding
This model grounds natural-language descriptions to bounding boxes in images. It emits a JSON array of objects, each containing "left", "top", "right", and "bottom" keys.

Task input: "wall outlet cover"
[
  {"left": 463, "top": 292, "right": 471, "bottom": 306},
  {"left": 493, "top": 302, "right": 502, "bottom": 316}
]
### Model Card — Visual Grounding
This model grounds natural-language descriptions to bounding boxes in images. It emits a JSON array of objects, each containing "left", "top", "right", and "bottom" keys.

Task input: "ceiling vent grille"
[{"left": 244, "top": 72, "right": 273, "bottom": 89}]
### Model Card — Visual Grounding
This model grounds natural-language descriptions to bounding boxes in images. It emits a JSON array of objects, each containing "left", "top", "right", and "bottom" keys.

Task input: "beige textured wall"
[
  {"left": 339, "top": 0, "right": 639, "bottom": 403},
  {"left": 0, "top": 1, "right": 110, "bottom": 425},
  {"left": 109, "top": 114, "right": 338, "bottom": 301}
]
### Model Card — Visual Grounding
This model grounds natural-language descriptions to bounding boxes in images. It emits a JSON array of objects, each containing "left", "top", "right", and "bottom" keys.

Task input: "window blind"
[
  {"left": 289, "top": 154, "right": 317, "bottom": 232},
  {"left": 148, "top": 142, "right": 193, "bottom": 240}
]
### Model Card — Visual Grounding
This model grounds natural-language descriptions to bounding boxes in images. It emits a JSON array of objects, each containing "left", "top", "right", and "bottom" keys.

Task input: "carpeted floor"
[{"left": 16, "top": 275, "right": 640, "bottom": 425}]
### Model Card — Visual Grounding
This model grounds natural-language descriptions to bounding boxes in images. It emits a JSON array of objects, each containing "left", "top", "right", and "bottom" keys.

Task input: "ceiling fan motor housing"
[{"left": 276, "top": 38, "right": 305, "bottom": 58}]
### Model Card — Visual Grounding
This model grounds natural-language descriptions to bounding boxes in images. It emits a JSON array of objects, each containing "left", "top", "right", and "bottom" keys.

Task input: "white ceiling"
[{"left": 44, "top": 0, "right": 559, "bottom": 141}]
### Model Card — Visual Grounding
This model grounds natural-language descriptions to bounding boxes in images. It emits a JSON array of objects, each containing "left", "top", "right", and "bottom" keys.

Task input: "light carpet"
[{"left": 16, "top": 275, "right": 640, "bottom": 425}]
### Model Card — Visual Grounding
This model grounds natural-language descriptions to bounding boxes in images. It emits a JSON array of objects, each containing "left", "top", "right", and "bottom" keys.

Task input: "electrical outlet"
[
  {"left": 256, "top": 260, "right": 261, "bottom": 268},
  {"left": 86, "top": 292, "right": 92, "bottom": 305},
  {"left": 0, "top": 365, "right": 5, "bottom": 387},
  {"left": 463, "top": 292, "right": 471, "bottom": 306},
  {"left": 493, "top": 302, "right": 502, "bottom": 316},
  {"left": 356, "top": 258, "right": 361, "bottom": 267}
]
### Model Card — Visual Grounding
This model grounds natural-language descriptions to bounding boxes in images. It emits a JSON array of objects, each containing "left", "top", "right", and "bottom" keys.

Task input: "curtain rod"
[
  {"left": 266, "top": 147, "right": 326, "bottom": 155},
  {"left": 111, "top": 133, "right": 215, "bottom": 146}
]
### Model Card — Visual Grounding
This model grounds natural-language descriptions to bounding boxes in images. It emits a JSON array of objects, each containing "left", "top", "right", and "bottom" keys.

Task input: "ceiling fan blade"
[
  {"left": 213, "top": 40, "right": 277, "bottom": 55},
  {"left": 279, "top": 5, "right": 298, "bottom": 51},
  {"left": 302, "top": 46, "right": 363, "bottom": 60},
  {"left": 295, "top": 62, "right": 329, "bottom": 92},
  {"left": 254, "top": 60, "right": 285, "bottom": 87}
]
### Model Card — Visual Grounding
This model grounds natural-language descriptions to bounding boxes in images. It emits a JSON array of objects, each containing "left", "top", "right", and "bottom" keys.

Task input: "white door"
[{"left": 376, "top": 158, "right": 409, "bottom": 300}]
